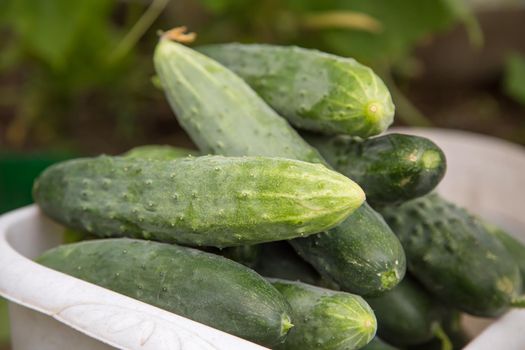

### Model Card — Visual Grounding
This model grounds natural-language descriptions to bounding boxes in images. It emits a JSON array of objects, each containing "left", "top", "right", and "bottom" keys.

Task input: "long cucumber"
[
  {"left": 34, "top": 155, "right": 363, "bottom": 248},
  {"left": 198, "top": 43, "right": 395, "bottom": 137},
  {"left": 37, "top": 239, "right": 293, "bottom": 346}
]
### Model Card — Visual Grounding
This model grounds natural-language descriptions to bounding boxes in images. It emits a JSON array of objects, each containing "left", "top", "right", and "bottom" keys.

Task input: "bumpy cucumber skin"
[
  {"left": 154, "top": 39, "right": 323, "bottom": 163},
  {"left": 484, "top": 222, "right": 525, "bottom": 285},
  {"left": 366, "top": 276, "right": 445, "bottom": 346},
  {"left": 123, "top": 145, "right": 198, "bottom": 160},
  {"left": 37, "top": 239, "right": 293, "bottom": 347},
  {"left": 154, "top": 38, "right": 405, "bottom": 295},
  {"left": 33, "top": 155, "right": 363, "bottom": 248},
  {"left": 361, "top": 338, "right": 400, "bottom": 350},
  {"left": 305, "top": 133, "right": 446, "bottom": 205},
  {"left": 270, "top": 279, "right": 376, "bottom": 350},
  {"left": 291, "top": 204, "right": 406, "bottom": 296},
  {"left": 380, "top": 193, "right": 522, "bottom": 317},
  {"left": 198, "top": 43, "right": 394, "bottom": 137}
]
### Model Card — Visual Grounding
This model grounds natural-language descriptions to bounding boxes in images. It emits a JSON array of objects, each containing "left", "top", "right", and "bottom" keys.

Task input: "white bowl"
[{"left": 1, "top": 128, "right": 524, "bottom": 349}]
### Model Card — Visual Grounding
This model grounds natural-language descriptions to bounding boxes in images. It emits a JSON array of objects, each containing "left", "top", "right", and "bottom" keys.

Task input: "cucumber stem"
[
  {"left": 433, "top": 324, "right": 452, "bottom": 350},
  {"left": 511, "top": 295, "right": 525, "bottom": 308},
  {"left": 161, "top": 26, "right": 197, "bottom": 43}
]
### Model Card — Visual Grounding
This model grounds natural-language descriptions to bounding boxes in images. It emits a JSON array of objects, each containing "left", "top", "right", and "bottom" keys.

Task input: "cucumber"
[
  {"left": 483, "top": 222, "right": 525, "bottom": 285},
  {"left": 380, "top": 193, "right": 523, "bottom": 316},
  {"left": 407, "top": 310, "right": 470, "bottom": 350},
  {"left": 34, "top": 155, "right": 363, "bottom": 248},
  {"left": 270, "top": 279, "right": 376, "bottom": 350},
  {"left": 291, "top": 204, "right": 405, "bottom": 296},
  {"left": 37, "top": 239, "right": 293, "bottom": 346},
  {"left": 154, "top": 38, "right": 323, "bottom": 163},
  {"left": 198, "top": 43, "right": 394, "bottom": 137},
  {"left": 154, "top": 34, "right": 406, "bottom": 295},
  {"left": 361, "top": 338, "right": 400, "bottom": 350},
  {"left": 123, "top": 145, "right": 197, "bottom": 160},
  {"left": 366, "top": 276, "right": 447, "bottom": 346},
  {"left": 254, "top": 242, "right": 324, "bottom": 286},
  {"left": 304, "top": 133, "right": 446, "bottom": 205},
  {"left": 223, "top": 245, "right": 261, "bottom": 269}
]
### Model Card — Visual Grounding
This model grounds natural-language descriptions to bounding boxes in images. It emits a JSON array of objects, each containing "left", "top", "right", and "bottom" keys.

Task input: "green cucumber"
[
  {"left": 361, "top": 338, "right": 400, "bottom": 350},
  {"left": 270, "top": 279, "right": 376, "bottom": 350},
  {"left": 407, "top": 310, "right": 470, "bottom": 350},
  {"left": 366, "top": 276, "right": 448, "bottom": 346},
  {"left": 483, "top": 222, "right": 525, "bottom": 285},
  {"left": 154, "top": 35, "right": 406, "bottom": 295},
  {"left": 123, "top": 145, "right": 265, "bottom": 269},
  {"left": 380, "top": 193, "right": 523, "bottom": 316},
  {"left": 291, "top": 204, "right": 405, "bottom": 296},
  {"left": 123, "top": 145, "right": 197, "bottom": 160},
  {"left": 223, "top": 245, "right": 261, "bottom": 269},
  {"left": 154, "top": 37, "right": 323, "bottom": 163},
  {"left": 37, "top": 239, "right": 293, "bottom": 346},
  {"left": 254, "top": 242, "right": 324, "bottom": 286},
  {"left": 33, "top": 155, "right": 364, "bottom": 248},
  {"left": 304, "top": 133, "right": 446, "bottom": 205},
  {"left": 198, "top": 43, "right": 394, "bottom": 137}
]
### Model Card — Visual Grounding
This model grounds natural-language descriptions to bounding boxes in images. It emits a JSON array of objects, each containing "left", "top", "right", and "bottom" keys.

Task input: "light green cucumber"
[
  {"left": 37, "top": 239, "right": 293, "bottom": 346},
  {"left": 198, "top": 43, "right": 394, "bottom": 137},
  {"left": 270, "top": 279, "right": 376, "bottom": 350},
  {"left": 123, "top": 145, "right": 198, "bottom": 160},
  {"left": 34, "top": 155, "right": 363, "bottom": 247},
  {"left": 154, "top": 34, "right": 406, "bottom": 295},
  {"left": 155, "top": 37, "right": 323, "bottom": 162}
]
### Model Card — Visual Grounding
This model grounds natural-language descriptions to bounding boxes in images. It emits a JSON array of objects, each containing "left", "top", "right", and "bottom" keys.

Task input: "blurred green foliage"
[
  {"left": 504, "top": 53, "right": 525, "bottom": 106},
  {"left": 0, "top": 0, "right": 478, "bottom": 150},
  {"left": 195, "top": 0, "right": 476, "bottom": 65},
  {"left": 1, "top": 0, "right": 164, "bottom": 149}
]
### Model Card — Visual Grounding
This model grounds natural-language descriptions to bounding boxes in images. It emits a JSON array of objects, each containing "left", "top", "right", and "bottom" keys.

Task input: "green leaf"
[
  {"left": 5, "top": 0, "right": 115, "bottom": 71},
  {"left": 504, "top": 53, "right": 525, "bottom": 106},
  {"left": 304, "top": 0, "right": 464, "bottom": 63}
]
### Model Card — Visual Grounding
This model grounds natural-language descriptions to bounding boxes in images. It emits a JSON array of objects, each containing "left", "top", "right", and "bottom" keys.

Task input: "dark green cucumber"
[
  {"left": 198, "top": 43, "right": 394, "bottom": 137},
  {"left": 37, "top": 239, "right": 293, "bottom": 346},
  {"left": 304, "top": 133, "right": 446, "bottom": 205},
  {"left": 361, "top": 338, "right": 400, "bottom": 350},
  {"left": 154, "top": 35, "right": 406, "bottom": 295},
  {"left": 270, "top": 279, "right": 376, "bottom": 350},
  {"left": 291, "top": 204, "right": 405, "bottom": 296},
  {"left": 123, "top": 145, "right": 198, "bottom": 160},
  {"left": 366, "top": 276, "right": 447, "bottom": 346},
  {"left": 483, "top": 222, "right": 525, "bottom": 285},
  {"left": 223, "top": 245, "right": 261, "bottom": 268},
  {"left": 254, "top": 242, "right": 324, "bottom": 286},
  {"left": 407, "top": 310, "right": 470, "bottom": 350},
  {"left": 33, "top": 155, "right": 364, "bottom": 247},
  {"left": 380, "top": 193, "right": 523, "bottom": 316}
]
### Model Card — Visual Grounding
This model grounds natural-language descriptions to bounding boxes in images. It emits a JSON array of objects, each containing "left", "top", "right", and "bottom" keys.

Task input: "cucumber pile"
[{"left": 33, "top": 27, "right": 524, "bottom": 349}]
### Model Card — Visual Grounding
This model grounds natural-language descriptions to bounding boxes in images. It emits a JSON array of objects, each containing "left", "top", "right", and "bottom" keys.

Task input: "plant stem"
[{"left": 108, "top": 0, "right": 169, "bottom": 65}]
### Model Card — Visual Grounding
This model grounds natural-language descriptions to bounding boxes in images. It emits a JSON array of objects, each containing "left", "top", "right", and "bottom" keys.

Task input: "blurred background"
[{"left": 0, "top": 0, "right": 524, "bottom": 348}]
